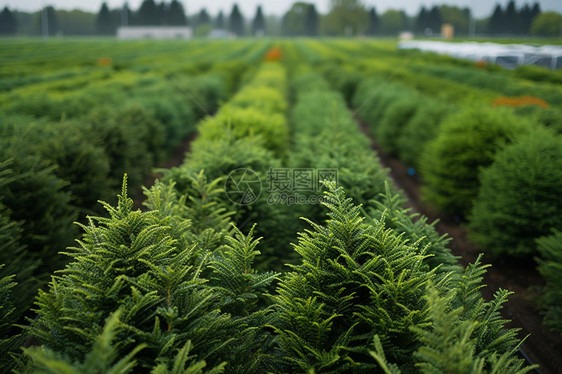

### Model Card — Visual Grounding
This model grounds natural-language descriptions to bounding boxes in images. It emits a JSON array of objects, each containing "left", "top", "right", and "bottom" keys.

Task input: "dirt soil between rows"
[
  {"left": 355, "top": 115, "right": 562, "bottom": 374},
  {"left": 133, "top": 132, "right": 197, "bottom": 208}
]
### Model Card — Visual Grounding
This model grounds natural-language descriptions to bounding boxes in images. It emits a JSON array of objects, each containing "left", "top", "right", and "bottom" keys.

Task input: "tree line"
[{"left": 0, "top": 0, "right": 559, "bottom": 37}]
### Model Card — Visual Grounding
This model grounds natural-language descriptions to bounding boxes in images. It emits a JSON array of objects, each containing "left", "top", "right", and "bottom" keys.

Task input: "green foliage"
[
  {"left": 130, "top": 86, "right": 195, "bottom": 151},
  {"left": 197, "top": 106, "right": 289, "bottom": 158},
  {"left": 209, "top": 225, "right": 279, "bottom": 316},
  {"left": 322, "top": 64, "right": 364, "bottom": 105},
  {"left": 376, "top": 95, "right": 423, "bottom": 157},
  {"left": 176, "top": 138, "right": 293, "bottom": 270},
  {"left": 24, "top": 311, "right": 146, "bottom": 374},
  {"left": 163, "top": 135, "right": 279, "bottom": 225},
  {"left": 0, "top": 163, "right": 39, "bottom": 315},
  {"left": 145, "top": 173, "right": 232, "bottom": 241},
  {"left": 273, "top": 184, "right": 435, "bottom": 372},
  {"left": 25, "top": 309, "right": 227, "bottom": 374},
  {"left": 163, "top": 62, "right": 293, "bottom": 270},
  {"left": 366, "top": 183, "right": 460, "bottom": 276},
  {"left": 290, "top": 71, "right": 330, "bottom": 94},
  {"left": 272, "top": 183, "right": 528, "bottom": 373},
  {"left": 371, "top": 257, "right": 532, "bottom": 373},
  {"left": 531, "top": 12, "right": 562, "bottom": 36},
  {"left": 6, "top": 120, "right": 113, "bottom": 215},
  {"left": 536, "top": 230, "right": 562, "bottom": 333},
  {"left": 230, "top": 86, "right": 287, "bottom": 115},
  {"left": 379, "top": 9, "right": 409, "bottom": 35},
  {"left": 420, "top": 107, "right": 530, "bottom": 217},
  {"left": 30, "top": 177, "right": 277, "bottom": 373},
  {"left": 513, "top": 105, "right": 562, "bottom": 134},
  {"left": 513, "top": 65, "right": 562, "bottom": 85},
  {"left": 0, "top": 42, "right": 543, "bottom": 373},
  {"left": 397, "top": 101, "right": 452, "bottom": 169},
  {"left": 469, "top": 129, "right": 562, "bottom": 257},
  {"left": 0, "top": 155, "right": 76, "bottom": 274},
  {"left": 290, "top": 74, "right": 388, "bottom": 224},
  {"left": 0, "top": 265, "right": 20, "bottom": 372},
  {"left": 414, "top": 64, "right": 562, "bottom": 107},
  {"left": 293, "top": 96, "right": 387, "bottom": 201},
  {"left": 323, "top": 0, "right": 369, "bottom": 36},
  {"left": 83, "top": 106, "right": 157, "bottom": 195},
  {"left": 187, "top": 74, "right": 228, "bottom": 119},
  {"left": 410, "top": 286, "right": 533, "bottom": 374},
  {"left": 209, "top": 61, "right": 249, "bottom": 97},
  {"left": 353, "top": 78, "right": 415, "bottom": 141}
]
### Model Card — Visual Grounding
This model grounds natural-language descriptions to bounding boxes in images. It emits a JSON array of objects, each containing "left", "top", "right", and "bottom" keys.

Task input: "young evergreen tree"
[
  {"left": 24, "top": 311, "right": 147, "bottom": 373},
  {"left": 0, "top": 266, "right": 19, "bottom": 372},
  {"left": 0, "top": 207, "right": 38, "bottom": 325},
  {"left": 0, "top": 152, "right": 77, "bottom": 277},
  {"left": 536, "top": 230, "right": 562, "bottom": 333},
  {"left": 272, "top": 183, "right": 437, "bottom": 371},
  {"left": 29, "top": 177, "right": 278, "bottom": 372},
  {"left": 469, "top": 130, "right": 562, "bottom": 258},
  {"left": 252, "top": 5, "right": 265, "bottom": 36},
  {"left": 366, "top": 183, "right": 460, "bottom": 276},
  {"left": 272, "top": 183, "right": 530, "bottom": 372}
]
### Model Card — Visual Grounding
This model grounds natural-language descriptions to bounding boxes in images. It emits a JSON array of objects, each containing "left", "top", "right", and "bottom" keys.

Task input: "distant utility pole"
[
  {"left": 469, "top": 14, "right": 475, "bottom": 37},
  {"left": 469, "top": 1, "right": 476, "bottom": 38},
  {"left": 122, "top": 5, "right": 128, "bottom": 26},
  {"left": 42, "top": 6, "right": 49, "bottom": 39}
]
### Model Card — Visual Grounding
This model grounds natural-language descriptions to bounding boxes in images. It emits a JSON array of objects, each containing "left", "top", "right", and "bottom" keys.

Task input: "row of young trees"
[{"left": 0, "top": 0, "right": 552, "bottom": 37}]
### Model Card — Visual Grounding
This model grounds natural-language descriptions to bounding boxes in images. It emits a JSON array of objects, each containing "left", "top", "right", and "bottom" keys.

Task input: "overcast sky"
[{"left": 2, "top": 0, "right": 562, "bottom": 19}]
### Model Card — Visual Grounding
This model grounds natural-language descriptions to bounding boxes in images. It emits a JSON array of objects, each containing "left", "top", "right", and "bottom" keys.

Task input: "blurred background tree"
[
  {"left": 380, "top": 9, "right": 408, "bottom": 35},
  {"left": 229, "top": 4, "right": 244, "bottom": 36},
  {"left": 215, "top": 10, "right": 225, "bottom": 29},
  {"left": 168, "top": 0, "right": 187, "bottom": 25},
  {"left": 282, "top": 2, "right": 309, "bottom": 36},
  {"left": 322, "top": 0, "right": 368, "bottom": 36},
  {"left": 95, "top": 3, "right": 114, "bottom": 35},
  {"left": 366, "top": 7, "right": 379, "bottom": 35},
  {"left": 305, "top": 4, "right": 319, "bottom": 36},
  {"left": 531, "top": 11, "right": 562, "bottom": 36},
  {"left": 252, "top": 5, "right": 265, "bottom": 36},
  {"left": 0, "top": 7, "right": 17, "bottom": 35}
]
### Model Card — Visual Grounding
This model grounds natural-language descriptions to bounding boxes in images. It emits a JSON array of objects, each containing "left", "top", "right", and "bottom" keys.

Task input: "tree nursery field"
[{"left": 0, "top": 38, "right": 561, "bottom": 373}]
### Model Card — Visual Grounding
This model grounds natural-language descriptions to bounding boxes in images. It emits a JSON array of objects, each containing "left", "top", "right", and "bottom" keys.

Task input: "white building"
[{"left": 117, "top": 26, "right": 192, "bottom": 40}]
